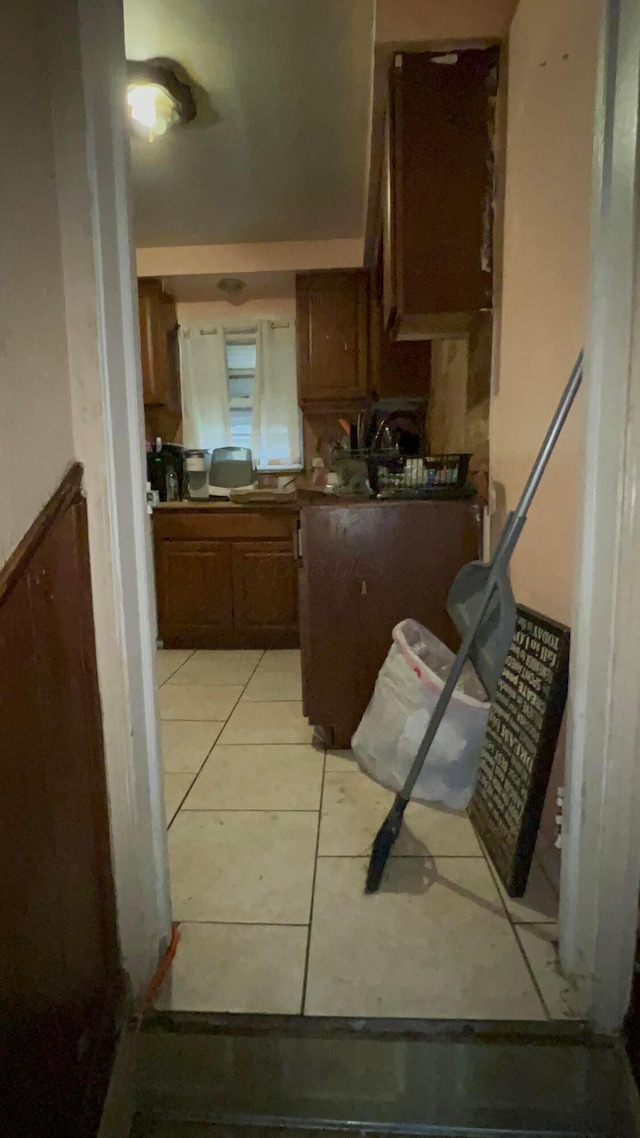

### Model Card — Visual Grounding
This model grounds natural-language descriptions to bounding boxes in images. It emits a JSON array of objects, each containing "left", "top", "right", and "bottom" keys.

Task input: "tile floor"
[{"left": 155, "top": 648, "right": 577, "bottom": 1021}]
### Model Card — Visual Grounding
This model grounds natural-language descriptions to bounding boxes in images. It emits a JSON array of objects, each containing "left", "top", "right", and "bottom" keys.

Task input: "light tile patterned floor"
[{"left": 156, "top": 648, "right": 573, "bottom": 1020}]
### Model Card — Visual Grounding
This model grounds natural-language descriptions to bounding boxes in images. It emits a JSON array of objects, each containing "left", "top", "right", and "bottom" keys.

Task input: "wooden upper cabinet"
[
  {"left": 383, "top": 48, "right": 499, "bottom": 339},
  {"left": 138, "top": 278, "right": 182, "bottom": 415},
  {"left": 296, "top": 270, "right": 370, "bottom": 409}
]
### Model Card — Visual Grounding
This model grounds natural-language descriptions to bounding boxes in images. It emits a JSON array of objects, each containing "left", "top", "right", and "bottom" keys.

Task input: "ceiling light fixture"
[
  {"left": 126, "top": 60, "right": 196, "bottom": 141},
  {"left": 217, "top": 278, "right": 246, "bottom": 296}
]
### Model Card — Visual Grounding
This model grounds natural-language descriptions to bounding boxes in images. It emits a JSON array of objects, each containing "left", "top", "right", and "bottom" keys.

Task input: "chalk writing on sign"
[{"left": 468, "top": 605, "right": 570, "bottom": 897}]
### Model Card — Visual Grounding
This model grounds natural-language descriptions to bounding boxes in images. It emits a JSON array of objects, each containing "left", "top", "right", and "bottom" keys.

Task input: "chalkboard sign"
[{"left": 468, "top": 604, "right": 570, "bottom": 897}]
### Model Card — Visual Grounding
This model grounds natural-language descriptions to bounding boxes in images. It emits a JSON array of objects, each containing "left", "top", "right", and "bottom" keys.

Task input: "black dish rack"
[{"left": 365, "top": 451, "right": 473, "bottom": 499}]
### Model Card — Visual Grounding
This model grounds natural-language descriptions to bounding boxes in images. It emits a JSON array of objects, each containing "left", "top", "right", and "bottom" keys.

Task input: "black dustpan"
[{"left": 447, "top": 523, "right": 518, "bottom": 701}]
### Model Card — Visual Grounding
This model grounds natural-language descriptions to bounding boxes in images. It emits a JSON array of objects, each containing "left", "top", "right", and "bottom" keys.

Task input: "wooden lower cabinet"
[
  {"left": 232, "top": 541, "right": 299, "bottom": 645},
  {"left": 299, "top": 500, "right": 481, "bottom": 748},
  {"left": 156, "top": 539, "right": 234, "bottom": 645},
  {"left": 153, "top": 508, "right": 299, "bottom": 649}
]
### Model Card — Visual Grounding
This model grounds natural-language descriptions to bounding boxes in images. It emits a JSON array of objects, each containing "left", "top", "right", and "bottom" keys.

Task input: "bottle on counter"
[
  {"left": 312, "top": 457, "right": 326, "bottom": 490},
  {"left": 166, "top": 467, "right": 179, "bottom": 502}
]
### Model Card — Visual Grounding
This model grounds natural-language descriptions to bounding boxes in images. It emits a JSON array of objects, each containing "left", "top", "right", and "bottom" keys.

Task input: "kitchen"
[{"left": 129, "top": 1, "right": 565, "bottom": 1020}]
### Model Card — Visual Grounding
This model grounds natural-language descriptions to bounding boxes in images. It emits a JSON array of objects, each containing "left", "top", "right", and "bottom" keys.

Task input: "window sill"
[{"left": 256, "top": 466, "right": 303, "bottom": 475}]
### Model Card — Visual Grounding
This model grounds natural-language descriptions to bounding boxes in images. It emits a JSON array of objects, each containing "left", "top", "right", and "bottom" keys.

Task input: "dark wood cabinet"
[
  {"left": 153, "top": 508, "right": 299, "bottom": 649},
  {"left": 296, "top": 270, "right": 370, "bottom": 410},
  {"left": 299, "top": 500, "right": 481, "bottom": 747},
  {"left": 138, "top": 277, "right": 182, "bottom": 415},
  {"left": 383, "top": 48, "right": 499, "bottom": 339},
  {"left": 232, "top": 540, "right": 298, "bottom": 642},
  {"left": 155, "top": 539, "right": 234, "bottom": 645}
]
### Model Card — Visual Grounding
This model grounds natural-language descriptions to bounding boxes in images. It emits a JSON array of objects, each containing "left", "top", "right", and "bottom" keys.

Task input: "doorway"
[{"left": 74, "top": 0, "right": 640, "bottom": 1042}]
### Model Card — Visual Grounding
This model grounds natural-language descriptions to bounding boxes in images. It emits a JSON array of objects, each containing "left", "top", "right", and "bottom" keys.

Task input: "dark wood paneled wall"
[{"left": 0, "top": 464, "right": 122, "bottom": 1137}]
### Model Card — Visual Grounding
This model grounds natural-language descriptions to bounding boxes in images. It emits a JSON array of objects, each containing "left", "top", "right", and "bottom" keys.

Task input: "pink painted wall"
[
  {"left": 375, "top": 0, "right": 518, "bottom": 43},
  {"left": 492, "top": 0, "right": 603, "bottom": 881},
  {"left": 0, "top": 0, "right": 76, "bottom": 566},
  {"left": 137, "top": 240, "right": 363, "bottom": 279},
  {"left": 176, "top": 298, "right": 295, "bottom": 326}
]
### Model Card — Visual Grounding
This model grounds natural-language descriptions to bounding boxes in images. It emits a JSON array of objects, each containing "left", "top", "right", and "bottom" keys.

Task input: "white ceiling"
[{"left": 124, "top": 0, "right": 375, "bottom": 248}]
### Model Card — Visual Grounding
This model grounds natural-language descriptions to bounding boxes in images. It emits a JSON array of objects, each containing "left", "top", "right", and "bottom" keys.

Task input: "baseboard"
[{"left": 98, "top": 1004, "right": 138, "bottom": 1138}]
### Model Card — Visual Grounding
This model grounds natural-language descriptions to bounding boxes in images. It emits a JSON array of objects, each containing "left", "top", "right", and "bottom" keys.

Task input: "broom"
[{"left": 365, "top": 351, "right": 584, "bottom": 893}]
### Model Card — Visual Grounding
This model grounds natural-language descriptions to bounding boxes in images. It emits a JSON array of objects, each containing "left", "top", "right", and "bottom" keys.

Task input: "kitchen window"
[
  {"left": 180, "top": 319, "right": 303, "bottom": 469},
  {"left": 225, "top": 334, "right": 256, "bottom": 452}
]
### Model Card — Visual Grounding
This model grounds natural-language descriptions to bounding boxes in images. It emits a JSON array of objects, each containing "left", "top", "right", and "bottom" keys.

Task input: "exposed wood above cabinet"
[
  {"left": 370, "top": 257, "right": 431, "bottom": 400},
  {"left": 382, "top": 47, "right": 499, "bottom": 340}
]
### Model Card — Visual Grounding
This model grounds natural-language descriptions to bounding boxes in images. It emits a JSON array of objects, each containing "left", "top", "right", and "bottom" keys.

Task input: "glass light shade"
[{"left": 127, "top": 82, "right": 180, "bottom": 140}]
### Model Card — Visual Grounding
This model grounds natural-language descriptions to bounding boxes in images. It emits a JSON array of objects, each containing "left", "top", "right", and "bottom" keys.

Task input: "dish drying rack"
[{"left": 330, "top": 449, "right": 473, "bottom": 499}]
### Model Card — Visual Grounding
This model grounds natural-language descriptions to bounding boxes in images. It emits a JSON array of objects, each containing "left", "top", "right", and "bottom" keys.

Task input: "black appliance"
[{"left": 147, "top": 443, "right": 185, "bottom": 502}]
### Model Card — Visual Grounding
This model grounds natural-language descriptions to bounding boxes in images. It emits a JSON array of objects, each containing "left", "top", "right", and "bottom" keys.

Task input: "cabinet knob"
[{"left": 361, "top": 580, "right": 367, "bottom": 596}]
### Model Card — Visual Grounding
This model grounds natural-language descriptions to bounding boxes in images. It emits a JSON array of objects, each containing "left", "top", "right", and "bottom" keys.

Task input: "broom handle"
[{"left": 400, "top": 350, "right": 584, "bottom": 803}]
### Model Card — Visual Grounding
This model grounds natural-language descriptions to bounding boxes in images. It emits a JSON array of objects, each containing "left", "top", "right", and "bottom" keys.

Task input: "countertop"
[
  {"left": 154, "top": 495, "right": 478, "bottom": 512},
  {"left": 154, "top": 498, "right": 302, "bottom": 512}
]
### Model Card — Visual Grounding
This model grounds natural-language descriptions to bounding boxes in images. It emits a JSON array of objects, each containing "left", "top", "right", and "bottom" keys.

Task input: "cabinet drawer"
[{"left": 153, "top": 510, "right": 297, "bottom": 542}]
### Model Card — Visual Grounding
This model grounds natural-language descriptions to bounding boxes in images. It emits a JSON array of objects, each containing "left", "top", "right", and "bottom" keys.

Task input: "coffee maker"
[
  {"left": 147, "top": 442, "right": 185, "bottom": 502},
  {"left": 184, "top": 449, "right": 212, "bottom": 500}
]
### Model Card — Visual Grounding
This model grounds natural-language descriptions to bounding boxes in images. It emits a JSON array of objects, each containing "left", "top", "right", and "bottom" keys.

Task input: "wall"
[
  {"left": 492, "top": 0, "right": 603, "bottom": 880},
  {"left": 0, "top": 0, "right": 76, "bottom": 566},
  {"left": 138, "top": 240, "right": 364, "bottom": 278},
  {"left": 176, "top": 297, "right": 295, "bottom": 326},
  {"left": 375, "top": 0, "right": 518, "bottom": 43}
]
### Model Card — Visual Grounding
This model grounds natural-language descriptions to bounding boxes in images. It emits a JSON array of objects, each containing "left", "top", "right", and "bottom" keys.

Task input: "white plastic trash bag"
[{"left": 352, "top": 619, "right": 490, "bottom": 809}]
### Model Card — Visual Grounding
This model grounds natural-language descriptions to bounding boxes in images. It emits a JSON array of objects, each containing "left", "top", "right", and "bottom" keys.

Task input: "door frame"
[
  {"left": 50, "top": 0, "right": 171, "bottom": 996},
  {"left": 66, "top": 0, "right": 640, "bottom": 1030},
  {"left": 560, "top": 0, "right": 640, "bottom": 1032}
]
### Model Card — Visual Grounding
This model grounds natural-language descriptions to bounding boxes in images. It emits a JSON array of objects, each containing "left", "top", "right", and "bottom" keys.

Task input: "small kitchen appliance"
[
  {"left": 184, "top": 449, "right": 212, "bottom": 500},
  {"left": 208, "top": 447, "right": 256, "bottom": 498},
  {"left": 147, "top": 442, "right": 185, "bottom": 502}
]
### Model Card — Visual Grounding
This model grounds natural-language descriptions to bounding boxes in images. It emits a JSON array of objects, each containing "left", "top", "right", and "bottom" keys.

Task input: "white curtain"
[
  {"left": 179, "top": 325, "right": 230, "bottom": 450},
  {"left": 254, "top": 319, "right": 302, "bottom": 468}
]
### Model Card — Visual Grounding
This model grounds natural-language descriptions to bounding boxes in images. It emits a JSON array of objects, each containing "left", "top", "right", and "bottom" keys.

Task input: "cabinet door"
[
  {"left": 138, "top": 279, "right": 165, "bottom": 405},
  {"left": 138, "top": 279, "right": 181, "bottom": 412},
  {"left": 296, "top": 270, "right": 369, "bottom": 407},
  {"left": 300, "top": 502, "right": 481, "bottom": 747},
  {"left": 156, "top": 539, "right": 233, "bottom": 647},
  {"left": 232, "top": 540, "right": 299, "bottom": 647},
  {"left": 385, "top": 48, "right": 499, "bottom": 336},
  {"left": 160, "top": 291, "right": 182, "bottom": 416}
]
